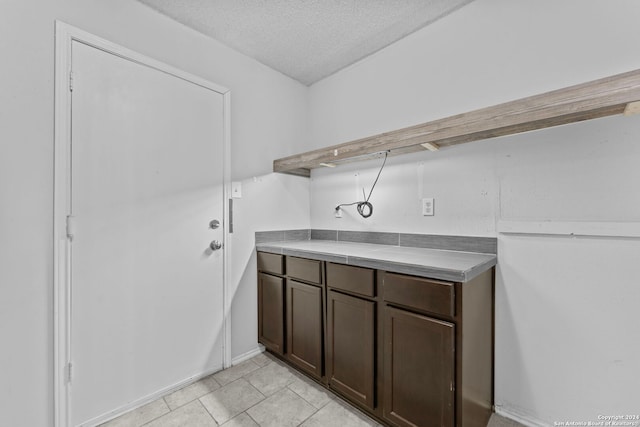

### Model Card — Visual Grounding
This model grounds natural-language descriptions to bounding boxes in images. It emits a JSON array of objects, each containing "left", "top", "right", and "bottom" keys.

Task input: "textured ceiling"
[{"left": 137, "top": 0, "right": 474, "bottom": 86}]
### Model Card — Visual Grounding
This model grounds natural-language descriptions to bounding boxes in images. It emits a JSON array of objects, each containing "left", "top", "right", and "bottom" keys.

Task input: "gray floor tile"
[
  {"left": 100, "top": 352, "right": 523, "bottom": 427},
  {"left": 488, "top": 413, "right": 527, "bottom": 427},
  {"left": 249, "top": 352, "right": 273, "bottom": 367},
  {"left": 164, "top": 375, "right": 221, "bottom": 410},
  {"left": 213, "top": 360, "right": 260, "bottom": 386},
  {"left": 333, "top": 398, "right": 380, "bottom": 425},
  {"left": 100, "top": 399, "right": 170, "bottom": 427},
  {"left": 287, "top": 375, "right": 334, "bottom": 409},
  {"left": 301, "top": 400, "right": 377, "bottom": 427},
  {"left": 244, "top": 359, "right": 297, "bottom": 396},
  {"left": 220, "top": 412, "right": 259, "bottom": 427},
  {"left": 199, "top": 378, "right": 265, "bottom": 424},
  {"left": 246, "top": 388, "right": 316, "bottom": 427},
  {"left": 143, "top": 401, "right": 217, "bottom": 427}
]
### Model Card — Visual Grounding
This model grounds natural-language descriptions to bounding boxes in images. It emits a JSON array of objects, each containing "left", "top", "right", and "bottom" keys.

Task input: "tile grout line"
[
  {"left": 161, "top": 375, "right": 223, "bottom": 413},
  {"left": 243, "top": 410, "right": 261, "bottom": 426},
  {"left": 285, "top": 385, "right": 324, "bottom": 427},
  {"left": 238, "top": 364, "right": 323, "bottom": 427},
  {"left": 285, "top": 381, "right": 333, "bottom": 411},
  {"left": 197, "top": 394, "right": 218, "bottom": 424},
  {"left": 212, "top": 359, "right": 261, "bottom": 387},
  {"left": 136, "top": 401, "right": 171, "bottom": 427},
  {"left": 193, "top": 374, "right": 265, "bottom": 425},
  {"left": 253, "top": 354, "right": 375, "bottom": 426},
  {"left": 193, "top": 399, "right": 218, "bottom": 425},
  {"left": 197, "top": 383, "right": 263, "bottom": 425},
  {"left": 222, "top": 376, "right": 268, "bottom": 424}
]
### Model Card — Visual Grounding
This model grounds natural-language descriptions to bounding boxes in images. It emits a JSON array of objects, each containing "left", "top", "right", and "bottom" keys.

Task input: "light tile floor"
[{"left": 101, "top": 352, "right": 525, "bottom": 427}]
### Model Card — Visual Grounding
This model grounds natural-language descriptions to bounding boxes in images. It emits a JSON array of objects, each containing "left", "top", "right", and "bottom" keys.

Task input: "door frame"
[{"left": 53, "top": 21, "right": 232, "bottom": 427}]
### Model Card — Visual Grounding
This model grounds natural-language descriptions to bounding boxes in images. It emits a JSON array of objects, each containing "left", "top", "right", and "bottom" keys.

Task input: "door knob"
[
  {"left": 209, "top": 219, "right": 220, "bottom": 229},
  {"left": 210, "top": 240, "right": 223, "bottom": 251}
]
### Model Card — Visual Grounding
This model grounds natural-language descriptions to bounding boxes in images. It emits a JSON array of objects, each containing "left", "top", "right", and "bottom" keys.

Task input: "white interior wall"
[
  {"left": 0, "top": 1, "right": 309, "bottom": 426},
  {"left": 308, "top": 0, "right": 640, "bottom": 151},
  {"left": 308, "top": 0, "right": 640, "bottom": 424}
]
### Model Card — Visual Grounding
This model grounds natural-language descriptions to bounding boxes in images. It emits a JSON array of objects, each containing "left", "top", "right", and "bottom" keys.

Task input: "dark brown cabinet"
[
  {"left": 287, "top": 280, "right": 324, "bottom": 379},
  {"left": 327, "top": 289, "right": 375, "bottom": 410},
  {"left": 381, "top": 269, "right": 494, "bottom": 427},
  {"left": 257, "top": 250, "right": 494, "bottom": 427},
  {"left": 383, "top": 305, "right": 455, "bottom": 427},
  {"left": 257, "top": 273, "right": 285, "bottom": 355}
]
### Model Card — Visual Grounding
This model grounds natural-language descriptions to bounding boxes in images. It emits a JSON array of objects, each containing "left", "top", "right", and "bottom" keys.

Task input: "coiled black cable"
[{"left": 335, "top": 151, "right": 388, "bottom": 218}]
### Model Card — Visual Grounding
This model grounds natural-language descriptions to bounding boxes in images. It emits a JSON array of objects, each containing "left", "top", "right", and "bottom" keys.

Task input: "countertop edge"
[{"left": 255, "top": 242, "right": 496, "bottom": 283}]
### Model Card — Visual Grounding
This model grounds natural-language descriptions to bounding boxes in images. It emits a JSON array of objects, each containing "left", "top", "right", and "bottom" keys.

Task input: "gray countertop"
[{"left": 256, "top": 240, "right": 496, "bottom": 283}]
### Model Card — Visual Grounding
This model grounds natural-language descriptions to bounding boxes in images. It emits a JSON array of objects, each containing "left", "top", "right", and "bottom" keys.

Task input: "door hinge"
[
  {"left": 66, "top": 362, "right": 73, "bottom": 384},
  {"left": 69, "top": 71, "right": 74, "bottom": 92},
  {"left": 66, "top": 215, "right": 76, "bottom": 241}
]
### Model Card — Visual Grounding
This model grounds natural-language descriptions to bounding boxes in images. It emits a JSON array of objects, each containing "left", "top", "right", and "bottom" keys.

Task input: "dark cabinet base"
[{"left": 258, "top": 252, "right": 494, "bottom": 427}]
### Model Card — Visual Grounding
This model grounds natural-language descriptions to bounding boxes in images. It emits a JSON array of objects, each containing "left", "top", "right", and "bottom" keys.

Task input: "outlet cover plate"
[{"left": 422, "top": 198, "right": 434, "bottom": 216}]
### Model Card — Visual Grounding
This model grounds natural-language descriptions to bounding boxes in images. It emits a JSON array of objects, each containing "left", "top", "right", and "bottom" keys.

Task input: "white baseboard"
[
  {"left": 82, "top": 363, "right": 224, "bottom": 427},
  {"left": 231, "top": 344, "right": 265, "bottom": 365},
  {"left": 495, "top": 405, "right": 549, "bottom": 427}
]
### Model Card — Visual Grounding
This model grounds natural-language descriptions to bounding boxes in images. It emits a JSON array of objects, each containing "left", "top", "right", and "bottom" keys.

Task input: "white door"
[{"left": 69, "top": 40, "right": 226, "bottom": 426}]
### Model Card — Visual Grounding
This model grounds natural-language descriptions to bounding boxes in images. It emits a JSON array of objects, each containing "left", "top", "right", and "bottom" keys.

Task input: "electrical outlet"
[
  {"left": 422, "top": 198, "right": 434, "bottom": 216},
  {"left": 335, "top": 207, "right": 343, "bottom": 218}
]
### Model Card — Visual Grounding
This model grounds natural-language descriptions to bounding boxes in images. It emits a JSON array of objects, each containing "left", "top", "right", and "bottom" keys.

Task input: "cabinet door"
[
  {"left": 384, "top": 306, "right": 455, "bottom": 427},
  {"left": 327, "top": 290, "right": 375, "bottom": 409},
  {"left": 287, "top": 280, "right": 323, "bottom": 378},
  {"left": 258, "top": 273, "right": 285, "bottom": 355}
]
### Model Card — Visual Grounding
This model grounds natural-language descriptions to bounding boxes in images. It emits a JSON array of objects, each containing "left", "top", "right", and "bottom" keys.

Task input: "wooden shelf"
[{"left": 274, "top": 69, "right": 640, "bottom": 177}]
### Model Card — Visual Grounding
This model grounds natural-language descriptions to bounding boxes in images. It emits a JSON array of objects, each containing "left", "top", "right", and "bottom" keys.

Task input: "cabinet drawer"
[
  {"left": 287, "top": 257, "right": 322, "bottom": 284},
  {"left": 257, "top": 252, "right": 283, "bottom": 275},
  {"left": 383, "top": 273, "right": 455, "bottom": 317},
  {"left": 326, "top": 263, "right": 375, "bottom": 297}
]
